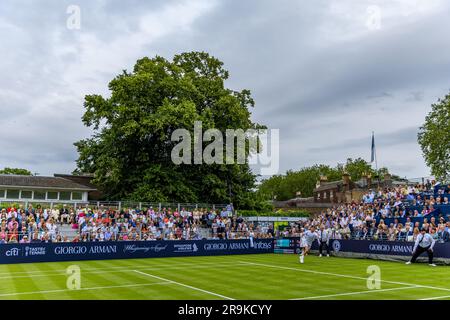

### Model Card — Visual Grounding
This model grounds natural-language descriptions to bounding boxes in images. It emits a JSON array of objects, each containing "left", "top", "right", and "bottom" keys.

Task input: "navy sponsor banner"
[
  {"left": 0, "top": 239, "right": 273, "bottom": 264},
  {"left": 276, "top": 237, "right": 450, "bottom": 259},
  {"left": 311, "top": 239, "right": 450, "bottom": 258}
]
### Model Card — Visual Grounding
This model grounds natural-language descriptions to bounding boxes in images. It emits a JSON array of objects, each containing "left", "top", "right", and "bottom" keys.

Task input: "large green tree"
[
  {"left": 258, "top": 164, "right": 343, "bottom": 200},
  {"left": 418, "top": 92, "right": 450, "bottom": 182},
  {"left": 344, "top": 157, "right": 374, "bottom": 181},
  {"left": 0, "top": 168, "right": 32, "bottom": 175},
  {"left": 257, "top": 159, "right": 397, "bottom": 201},
  {"left": 74, "top": 52, "right": 264, "bottom": 207}
]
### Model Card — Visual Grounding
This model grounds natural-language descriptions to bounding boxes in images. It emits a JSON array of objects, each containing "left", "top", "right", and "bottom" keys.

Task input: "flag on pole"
[{"left": 370, "top": 132, "right": 375, "bottom": 163}]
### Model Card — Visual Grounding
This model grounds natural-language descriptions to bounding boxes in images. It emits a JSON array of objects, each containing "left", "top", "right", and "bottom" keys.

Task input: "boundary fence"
[{"left": 0, "top": 200, "right": 230, "bottom": 211}]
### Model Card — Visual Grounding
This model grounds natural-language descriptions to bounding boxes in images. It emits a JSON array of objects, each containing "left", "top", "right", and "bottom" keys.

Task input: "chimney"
[
  {"left": 384, "top": 172, "right": 391, "bottom": 182},
  {"left": 362, "top": 172, "right": 368, "bottom": 187},
  {"left": 342, "top": 172, "right": 351, "bottom": 191},
  {"left": 384, "top": 172, "right": 392, "bottom": 187},
  {"left": 342, "top": 172, "right": 350, "bottom": 185}
]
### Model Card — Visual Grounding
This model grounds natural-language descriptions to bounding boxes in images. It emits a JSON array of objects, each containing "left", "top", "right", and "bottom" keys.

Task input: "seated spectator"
[
  {"left": 388, "top": 224, "right": 397, "bottom": 241},
  {"left": 430, "top": 227, "right": 439, "bottom": 240},
  {"left": 413, "top": 227, "right": 420, "bottom": 241},
  {"left": 8, "top": 234, "right": 18, "bottom": 243},
  {"left": 422, "top": 218, "right": 430, "bottom": 231},
  {"left": 19, "top": 235, "right": 29, "bottom": 243},
  {"left": 444, "top": 222, "right": 450, "bottom": 243}
]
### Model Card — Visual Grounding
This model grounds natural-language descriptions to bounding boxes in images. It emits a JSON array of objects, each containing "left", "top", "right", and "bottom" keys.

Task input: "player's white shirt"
[{"left": 301, "top": 230, "right": 319, "bottom": 247}]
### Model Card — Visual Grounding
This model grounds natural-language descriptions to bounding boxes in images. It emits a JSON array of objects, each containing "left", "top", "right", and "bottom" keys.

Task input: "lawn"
[{"left": 0, "top": 254, "right": 449, "bottom": 300}]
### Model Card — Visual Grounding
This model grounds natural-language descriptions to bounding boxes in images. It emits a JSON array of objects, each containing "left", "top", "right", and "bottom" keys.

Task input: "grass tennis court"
[{"left": 0, "top": 254, "right": 449, "bottom": 300}]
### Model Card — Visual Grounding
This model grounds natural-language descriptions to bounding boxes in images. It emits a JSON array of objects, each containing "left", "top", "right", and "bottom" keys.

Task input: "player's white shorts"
[
  {"left": 300, "top": 239, "right": 307, "bottom": 248},
  {"left": 300, "top": 239, "right": 313, "bottom": 248}
]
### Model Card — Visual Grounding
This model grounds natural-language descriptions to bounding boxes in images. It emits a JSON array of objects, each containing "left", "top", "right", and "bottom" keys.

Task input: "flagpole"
[
  {"left": 373, "top": 131, "right": 378, "bottom": 172},
  {"left": 372, "top": 131, "right": 379, "bottom": 189}
]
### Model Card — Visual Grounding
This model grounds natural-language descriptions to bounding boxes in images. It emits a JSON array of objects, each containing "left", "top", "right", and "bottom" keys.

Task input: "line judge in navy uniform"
[{"left": 406, "top": 227, "right": 436, "bottom": 267}]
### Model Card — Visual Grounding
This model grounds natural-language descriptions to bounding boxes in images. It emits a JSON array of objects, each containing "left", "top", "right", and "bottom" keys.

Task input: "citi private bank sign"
[{"left": 0, "top": 239, "right": 274, "bottom": 264}]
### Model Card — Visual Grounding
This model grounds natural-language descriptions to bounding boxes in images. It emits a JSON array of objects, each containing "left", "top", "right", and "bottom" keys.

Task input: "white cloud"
[
  {"left": 0, "top": 0, "right": 447, "bottom": 179},
  {"left": 0, "top": 0, "right": 218, "bottom": 175},
  {"left": 319, "top": 0, "right": 447, "bottom": 44}
]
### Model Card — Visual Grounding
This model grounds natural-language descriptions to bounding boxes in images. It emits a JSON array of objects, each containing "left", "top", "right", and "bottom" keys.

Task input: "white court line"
[
  {"left": 134, "top": 270, "right": 234, "bottom": 300},
  {"left": 0, "top": 260, "right": 240, "bottom": 278},
  {"left": 0, "top": 281, "right": 171, "bottom": 297},
  {"left": 10, "top": 260, "right": 235, "bottom": 276},
  {"left": 420, "top": 295, "right": 450, "bottom": 300},
  {"left": 0, "top": 262, "right": 241, "bottom": 280},
  {"left": 291, "top": 286, "right": 420, "bottom": 300},
  {"left": 239, "top": 261, "right": 450, "bottom": 293}
]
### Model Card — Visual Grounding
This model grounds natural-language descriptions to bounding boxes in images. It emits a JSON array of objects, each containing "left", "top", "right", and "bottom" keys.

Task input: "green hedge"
[{"left": 236, "top": 209, "right": 310, "bottom": 218}]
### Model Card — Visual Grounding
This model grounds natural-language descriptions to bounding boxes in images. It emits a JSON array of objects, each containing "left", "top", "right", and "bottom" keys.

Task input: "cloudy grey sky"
[{"left": 1, "top": 0, "right": 449, "bottom": 178}]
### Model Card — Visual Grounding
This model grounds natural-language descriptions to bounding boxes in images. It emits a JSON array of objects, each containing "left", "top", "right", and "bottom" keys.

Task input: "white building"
[{"left": 0, "top": 174, "right": 94, "bottom": 205}]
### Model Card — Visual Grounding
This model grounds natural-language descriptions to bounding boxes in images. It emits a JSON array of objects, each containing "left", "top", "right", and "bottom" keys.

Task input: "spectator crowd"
[
  {"left": 1, "top": 181, "right": 449, "bottom": 244},
  {"left": 0, "top": 204, "right": 272, "bottom": 243},
  {"left": 279, "top": 182, "right": 450, "bottom": 243}
]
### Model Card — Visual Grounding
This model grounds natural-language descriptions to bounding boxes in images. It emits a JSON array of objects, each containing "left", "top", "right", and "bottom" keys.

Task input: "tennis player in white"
[{"left": 299, "top": 226, "right": 319, "bottom": 264}]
